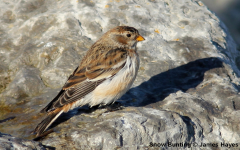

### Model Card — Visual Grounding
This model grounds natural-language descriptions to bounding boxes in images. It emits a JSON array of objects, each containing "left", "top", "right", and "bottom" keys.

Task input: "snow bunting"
[{"left": 34, "top": 26, "right": 145, "bottom": 136}]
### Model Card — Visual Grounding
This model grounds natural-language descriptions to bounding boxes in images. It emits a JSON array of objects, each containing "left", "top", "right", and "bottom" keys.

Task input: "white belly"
[{"left": 82, "top": 54, "right": 139, "bottom": 107}]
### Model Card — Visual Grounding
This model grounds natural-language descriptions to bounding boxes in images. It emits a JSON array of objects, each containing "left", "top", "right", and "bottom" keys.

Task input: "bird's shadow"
[
  {"left": 35, "top": 57, "right": 223, "bottom": 140},
  {"left": 121, "top": 57, "right": 223, "bottom": 107}
]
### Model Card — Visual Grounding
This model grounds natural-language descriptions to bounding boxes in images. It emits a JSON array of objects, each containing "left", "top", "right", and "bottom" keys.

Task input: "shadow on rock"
[{"left": 121, "top": 57, "right": 223, "bottom": 107}]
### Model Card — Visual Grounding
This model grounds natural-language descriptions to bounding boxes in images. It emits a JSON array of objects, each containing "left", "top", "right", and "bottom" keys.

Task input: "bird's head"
[{"left": 101, "top": 26, "right": 145, "bottom": 49}]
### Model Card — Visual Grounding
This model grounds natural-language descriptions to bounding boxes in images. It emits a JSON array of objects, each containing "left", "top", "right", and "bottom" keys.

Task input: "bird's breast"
[{"left": 89, "top": 52, "right": 139, "bottom": 106}]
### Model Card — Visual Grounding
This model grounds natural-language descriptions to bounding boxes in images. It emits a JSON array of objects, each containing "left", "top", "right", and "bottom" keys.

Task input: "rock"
[
  {"left": 0, "top": 0, "right": 240, "bottom": 149},
  {"left": 0, "top": 132, "right": 46, "bottom": 150},
  {"left": 1, "top": 67, "right": 45, "bottom": 103}
]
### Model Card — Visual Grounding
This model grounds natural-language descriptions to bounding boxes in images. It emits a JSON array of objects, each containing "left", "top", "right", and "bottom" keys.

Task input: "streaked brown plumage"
[{"left": 34, "top": 26, "right": 145, "bottom": 137}]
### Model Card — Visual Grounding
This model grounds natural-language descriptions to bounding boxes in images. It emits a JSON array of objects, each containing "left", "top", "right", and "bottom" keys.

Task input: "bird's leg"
[
  {"left": 104, "top": 101, "right": 124, "bottom": 112},
  {"left": 89, "top": 102, "right": 124, "bottom": 113}
]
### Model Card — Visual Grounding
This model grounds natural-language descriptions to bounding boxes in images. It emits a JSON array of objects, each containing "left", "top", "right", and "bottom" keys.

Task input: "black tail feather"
[{"left": 34, "top": 110, "right": 63, "bottom": 136}]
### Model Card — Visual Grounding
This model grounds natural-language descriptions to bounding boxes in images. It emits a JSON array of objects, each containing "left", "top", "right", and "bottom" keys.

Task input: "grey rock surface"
[
  {"left": 0, "top": 0, "right": 240, "bottom": 150},
  {"left": 0, "top": 132, "right": 46, "bottom": 150}
]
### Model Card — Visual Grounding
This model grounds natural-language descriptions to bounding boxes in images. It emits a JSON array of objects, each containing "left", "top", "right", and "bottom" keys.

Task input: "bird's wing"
[{"left": 41, "top": 48, "right": 128, "bottom": 112}]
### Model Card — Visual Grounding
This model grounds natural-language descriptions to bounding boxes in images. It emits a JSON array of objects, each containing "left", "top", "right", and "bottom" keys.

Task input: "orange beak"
[{"left": 136, "top": 35, "right": 145, "bottom": 41}]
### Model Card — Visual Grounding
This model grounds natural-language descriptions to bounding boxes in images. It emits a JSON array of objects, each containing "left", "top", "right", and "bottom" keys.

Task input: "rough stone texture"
[
  {"left": 0, "top": 132, "right": 46, "bottom": 150},
  {"left": 0, "top": 0, "right": 240, "bottom": 150}
]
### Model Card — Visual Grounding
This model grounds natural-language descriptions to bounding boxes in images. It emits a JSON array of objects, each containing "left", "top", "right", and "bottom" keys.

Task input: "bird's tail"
[{"left": 34, "top": 110, "right": 63, "bottom": 136}]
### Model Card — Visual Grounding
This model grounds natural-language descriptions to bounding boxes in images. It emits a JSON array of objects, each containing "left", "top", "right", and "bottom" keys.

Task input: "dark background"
[{"left": 202, "top": 0, "right": 240, "bottom": 48}]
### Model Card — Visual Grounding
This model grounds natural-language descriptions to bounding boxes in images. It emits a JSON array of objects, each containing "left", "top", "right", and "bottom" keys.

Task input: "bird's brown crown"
[{"left": 98, "top": 26, "right": 144, "bottom": 48}]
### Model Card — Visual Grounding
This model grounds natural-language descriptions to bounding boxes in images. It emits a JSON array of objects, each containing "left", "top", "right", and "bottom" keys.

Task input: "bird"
[{"left": 34, "top": 26, "right": 145, "bottom": 137}]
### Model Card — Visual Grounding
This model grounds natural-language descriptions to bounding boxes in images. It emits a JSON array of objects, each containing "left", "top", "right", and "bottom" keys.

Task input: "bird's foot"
[
  {"left": 89, "top": 102, "right": 124, "bottom": 113},
  {"left": 104, "top": 101, "right": 124, "bottom": 112}
]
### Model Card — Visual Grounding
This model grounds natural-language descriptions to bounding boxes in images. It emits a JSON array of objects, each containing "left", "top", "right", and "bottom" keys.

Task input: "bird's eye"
[{"left": 127, "top": 34, "right": 131, "bottom": 37}]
